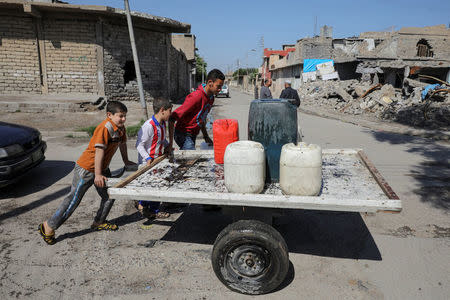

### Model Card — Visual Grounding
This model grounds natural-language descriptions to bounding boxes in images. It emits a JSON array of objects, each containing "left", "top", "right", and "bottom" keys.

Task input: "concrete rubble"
[
  {"left": 249, "top": 24, "right": 450, "bottom": 130},
  {"left": 298, "top": 79, "right": 450, "bottom": 129}
]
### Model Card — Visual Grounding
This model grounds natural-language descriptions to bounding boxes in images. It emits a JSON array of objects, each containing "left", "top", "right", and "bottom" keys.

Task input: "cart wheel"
[{"left": 211, "top": 220, "right": 289, "bottom": 295}]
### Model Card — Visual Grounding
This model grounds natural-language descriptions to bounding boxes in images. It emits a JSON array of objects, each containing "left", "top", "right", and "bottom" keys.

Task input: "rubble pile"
[{"left": 299, "top": 79, "right": 450, "bottom": 129}]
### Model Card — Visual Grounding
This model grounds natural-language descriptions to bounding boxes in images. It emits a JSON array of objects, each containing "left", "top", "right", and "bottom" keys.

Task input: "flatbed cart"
[{"left": 108, "top": 149, "right": 402, "bottom": 295}]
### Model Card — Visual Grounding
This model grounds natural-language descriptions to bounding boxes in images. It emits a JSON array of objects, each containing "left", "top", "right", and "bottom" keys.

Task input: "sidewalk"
[{"left": 0, "top": 93, "right": 100, "bottom": 113}]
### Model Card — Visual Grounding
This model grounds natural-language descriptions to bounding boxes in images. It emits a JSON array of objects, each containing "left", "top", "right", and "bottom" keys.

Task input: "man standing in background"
[
  {"left": 260, "top": 79, "right": 272, "bottom": 99},
  {"left": 280, "top": 80, "right": 300, "bottom": 107}
]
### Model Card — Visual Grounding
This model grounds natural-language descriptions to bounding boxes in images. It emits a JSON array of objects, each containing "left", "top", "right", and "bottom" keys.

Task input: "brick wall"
[
  {"left": 0, "top": 16, "right": 41, "bottom": 94},
  {"left": 0, "top": 13, "right": 191, "bottom": 100},
  {"left": 397, "top": 35, "right": 450, "bottom": 59},
  {"left": 299, "top": 38, "right": 333, "bottom": 60},
  {"left": 103, "top": 23, "right": 168, "bottom": 102},
  {"left": 43, "top": 18, "right": 98, "bottom": 94},
  {"left": 169, "top": 44, "right": 189, "bottom": 102}
]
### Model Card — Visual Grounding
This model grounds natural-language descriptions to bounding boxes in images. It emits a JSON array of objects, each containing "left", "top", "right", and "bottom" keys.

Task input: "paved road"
[
  {"left": 0, "top": 89, "right": 449, "bottom": 299},
  {"left": 214, "top": 89, "right": 450, "bottom": 298}
]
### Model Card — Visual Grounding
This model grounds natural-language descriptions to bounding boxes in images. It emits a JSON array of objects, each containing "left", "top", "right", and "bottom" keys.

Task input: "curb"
[{"left": 2, "top": 101, "right": 86, "bottom": 113}]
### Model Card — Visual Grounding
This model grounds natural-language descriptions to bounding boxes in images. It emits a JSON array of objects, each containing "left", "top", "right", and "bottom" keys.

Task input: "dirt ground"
[
  {"left": 0, "top": 101, "right": 151, "bottom": 132},
  {"left": 1, "top": 90, "right": 449, "bottom": 299}
]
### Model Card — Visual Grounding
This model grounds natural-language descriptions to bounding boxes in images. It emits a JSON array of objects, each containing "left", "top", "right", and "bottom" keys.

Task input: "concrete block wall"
[
  {"left": 103, "top": 23, "right": 168, "bottom": 102},
  {"left": 0, "top": 16, "right": 41, "bottom": 94},
  {"left": 43, "top": 19, "right": 98, "bottom": 94},
  {"left": 299, "top": 38, "right": 333, "bottom": 60},
  {"left": 0, "top": 13, "right": 191, "bottom": 101},
  {"left": 169, "top": 44, "right": 189, "bottom": 102}
]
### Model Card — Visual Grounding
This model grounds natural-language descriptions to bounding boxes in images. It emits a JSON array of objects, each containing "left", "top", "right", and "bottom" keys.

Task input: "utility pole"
[
  {"left": 314, "top": 16, "right": 317, "bottom": 37},
  {"left": 124, "top": 0, "right": 148, "bottom": 119},
  {"left": 259, "top": 36, "right": 266, "bottom": 81},
  {"left": 201, "top": 60, "right": 204, "bottom": 83}
]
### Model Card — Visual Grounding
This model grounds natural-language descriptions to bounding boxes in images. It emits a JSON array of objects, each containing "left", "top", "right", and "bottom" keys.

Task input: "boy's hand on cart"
[
  {"left": 164, "top": 146, "right": 175, "bottom": 162},
  {"left": 146, "top": 158, "right": 154, "bottom": 166},
  {"left": 164, "top": 145, "right": 174, "bottom": 155},
  {"left": 94, "top": 174, "right": 107, "bottom": 188}
]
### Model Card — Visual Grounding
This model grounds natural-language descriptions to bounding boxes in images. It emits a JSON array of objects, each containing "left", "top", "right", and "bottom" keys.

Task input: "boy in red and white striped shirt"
[{"left": 135, "top": 98, "right": 173, "bottom": 218}]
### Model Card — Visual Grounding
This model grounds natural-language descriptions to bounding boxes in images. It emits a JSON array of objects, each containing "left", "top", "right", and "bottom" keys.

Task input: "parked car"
[
  {"left": 0, "top": 122, "right": 47, "bottom": 188},
  {"left": 218, "top": 84, "right": 230, "bottom": 98}
]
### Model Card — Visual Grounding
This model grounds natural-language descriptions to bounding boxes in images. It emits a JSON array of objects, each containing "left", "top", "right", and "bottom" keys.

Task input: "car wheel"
[{"left": 211, "top": 220, "right": 289, "bottom": 295}]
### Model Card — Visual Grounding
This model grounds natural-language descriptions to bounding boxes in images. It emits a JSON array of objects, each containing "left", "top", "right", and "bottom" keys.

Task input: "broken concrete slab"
[{"left": 380, "top": 84, "right": 396, "bottom": 98}]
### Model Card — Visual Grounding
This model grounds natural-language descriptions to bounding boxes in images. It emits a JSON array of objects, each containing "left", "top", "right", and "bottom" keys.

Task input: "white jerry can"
[
  {"left": 280, "top": 142, "right": 322, "bottom": 196},
  {"left": 224, "top": 141, "right": 265, "bottom": 194}
]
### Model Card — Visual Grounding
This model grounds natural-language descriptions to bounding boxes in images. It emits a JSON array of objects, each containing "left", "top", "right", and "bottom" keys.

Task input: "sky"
[{"left": 69, "top": 0, "right": 449, "bottom": 73}]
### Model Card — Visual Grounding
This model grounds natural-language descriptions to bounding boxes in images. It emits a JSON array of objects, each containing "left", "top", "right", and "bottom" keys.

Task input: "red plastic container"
[{"left": 213, "top": 119, "right": 239, "bottom": 164}]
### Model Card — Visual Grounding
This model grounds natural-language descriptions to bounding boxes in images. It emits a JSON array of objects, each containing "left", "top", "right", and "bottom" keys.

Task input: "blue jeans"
[
  {"left": 174, "top": 130, "right": 196, "bottom": 150},
  {"left": 48, "top": 164, "right": 114, "bottom": 230}
]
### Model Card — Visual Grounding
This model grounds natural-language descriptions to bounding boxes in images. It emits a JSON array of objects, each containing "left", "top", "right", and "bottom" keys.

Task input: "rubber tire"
[{"left": 211, "top": 220, "right": 289, "bottom": 295}]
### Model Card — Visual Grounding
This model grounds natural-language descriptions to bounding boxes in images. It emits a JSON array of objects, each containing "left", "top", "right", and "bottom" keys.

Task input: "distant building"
[
  {"left": 171, "top": 33, "right": 196, "bottom": 94},
  {"left": 0, "top": 0, "right": 193, "bottom": 102},
  {"left": 268, "top": 25, "right": 450, "bottom": 96},
  {"left": 260, "top": 47, "right": 295, "bottom": 81}
]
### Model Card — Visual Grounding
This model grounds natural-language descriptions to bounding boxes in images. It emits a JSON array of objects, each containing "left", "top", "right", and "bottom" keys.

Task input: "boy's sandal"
[
  {"left": 91, "top": 221, "right": 118, "bottom": 231},
  {"left": 134, "top": 201, "right": 145, "bottom": 217},
  {"left": 38, "top": 223, "right": 56, "bottom": 245},
  {"left": 148, "top": 211, "right": 170, "bottom": 219}
]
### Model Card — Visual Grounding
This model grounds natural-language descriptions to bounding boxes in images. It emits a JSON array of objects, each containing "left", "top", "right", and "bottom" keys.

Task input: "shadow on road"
[
  {"left": 371, "top": 131, "right": 449, "bottom": 210},
  {"left": 0, "top": 160, "right": 74, "bottom": 223},
  {"left": 273, "top": 261, "right": 295, "bottom": 293},
  {"left": 56, "top": 211, "right": 143, "bottom": 243},
  {"left": 0, "top": 160, "right": 74, "bottom": 200},
  {"left": 0, "top": 186, "right": 70, "bottom": 222},
  {"left": 276, "top": 210, "right": 381, "bottom": 260},
  {"left": 159, "top": 205, "right": 381, "bottom": 261}
]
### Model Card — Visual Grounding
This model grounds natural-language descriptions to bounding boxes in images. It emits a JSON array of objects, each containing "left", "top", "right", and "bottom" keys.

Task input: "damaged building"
[
  {"left": 0, "top": 0, "right": 195, "bottom": 103},
  {"left": 265, "top": 25, "right": 450, "bottom": 129},
  {"left": 269, "top": 25, "right": 449, "bottom": 94}
]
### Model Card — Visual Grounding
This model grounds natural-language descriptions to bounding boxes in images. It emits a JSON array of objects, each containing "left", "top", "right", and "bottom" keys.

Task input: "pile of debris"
[{"left": 299, "top": 76, "right": 450, "bottom": 129}]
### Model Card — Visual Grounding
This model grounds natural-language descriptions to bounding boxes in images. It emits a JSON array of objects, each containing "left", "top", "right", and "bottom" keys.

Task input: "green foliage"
[
  {"left": 233, "top": 68, "right": 258, "bottom": 80},
  {"left": 126, "top": 119, "right": 145, "bottom": 137},
  {"left": 195, "top": 54, "right": 207, "bottom": 83},
  {"left": 78, "top": 125, "right": 96, "bottom": 137},
  {"left": 78, "top": 119, "right": 145, "bottom": 138}
]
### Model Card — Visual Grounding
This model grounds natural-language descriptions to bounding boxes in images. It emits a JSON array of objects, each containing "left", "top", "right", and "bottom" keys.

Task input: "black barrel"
[{"left": 248, "top": 99, "right": 298, "bottom": 182}]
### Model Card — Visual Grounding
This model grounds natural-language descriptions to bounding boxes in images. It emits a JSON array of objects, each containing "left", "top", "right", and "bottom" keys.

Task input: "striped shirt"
[{"left": 136, "top": 116, "right": 168, "bottom": 164}]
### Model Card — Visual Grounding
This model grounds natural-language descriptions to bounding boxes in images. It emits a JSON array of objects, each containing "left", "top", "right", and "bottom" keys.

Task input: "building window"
[
  {"left": 416, "top": 39, "right": 433, "bottom": 57},
  {"left": 123, "top": 60, "right": 136, "bottom": 84}
]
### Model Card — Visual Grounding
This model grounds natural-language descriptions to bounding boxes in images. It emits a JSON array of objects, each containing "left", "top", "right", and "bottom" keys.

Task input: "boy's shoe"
[
  {"left": 91, "top": 221, "right": 118, "bottom": 231},
  {"left": 134, "top": 200, "right": 144, "bottom": 216},
  {"left": 38, "top": 223, "right": 56, "bottom": 245},
  {"left": 146, "top": 210, "right": 170, "bottom": 219}
]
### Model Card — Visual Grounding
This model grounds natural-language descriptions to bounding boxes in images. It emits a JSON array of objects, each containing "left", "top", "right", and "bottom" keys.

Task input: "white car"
[{"left": 218, "top": 84, "right": 230, "bottom": 98}]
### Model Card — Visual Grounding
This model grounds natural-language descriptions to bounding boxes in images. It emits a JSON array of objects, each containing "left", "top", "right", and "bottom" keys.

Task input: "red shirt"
[{"left": 171, "top": 84, "right": 214, "bottom": 135}]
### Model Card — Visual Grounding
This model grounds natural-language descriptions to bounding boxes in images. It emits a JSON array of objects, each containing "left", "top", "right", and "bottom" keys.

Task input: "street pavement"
[{"left": 0, "top": 88, "right": 448, "bottom": 299}]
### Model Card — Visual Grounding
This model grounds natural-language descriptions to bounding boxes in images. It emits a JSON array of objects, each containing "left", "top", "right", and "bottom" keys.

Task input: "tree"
[
  {"left": 233, "top": 68, "right": 258, "bottom": 80},
  {"left": 195, "top": 54, "right": 207, "bottom": 84}
]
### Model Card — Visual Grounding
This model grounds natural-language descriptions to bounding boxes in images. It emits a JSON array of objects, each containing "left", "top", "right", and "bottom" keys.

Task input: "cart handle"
[{"left": 113, "top": 154, "right": 167, "bottom": 188}]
